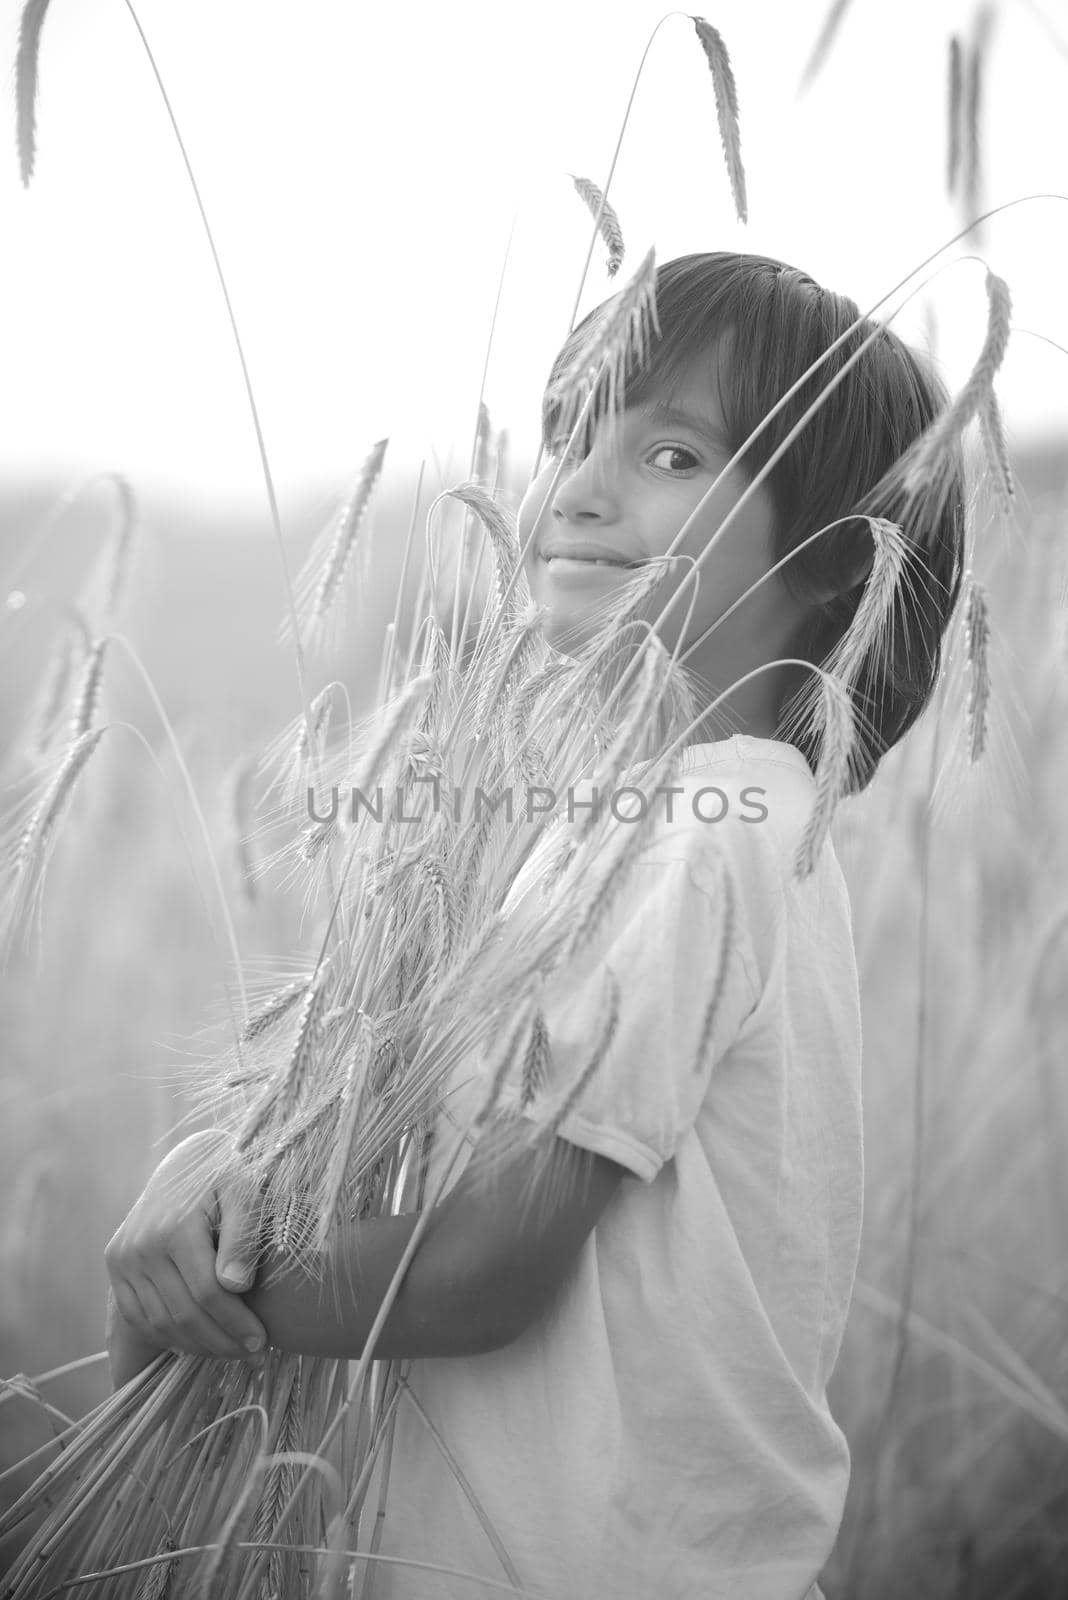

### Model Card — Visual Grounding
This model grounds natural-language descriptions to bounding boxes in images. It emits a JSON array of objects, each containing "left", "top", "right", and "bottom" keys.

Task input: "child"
[{"left": 105, "top": 251, "right": 965, "bottom": 1599}]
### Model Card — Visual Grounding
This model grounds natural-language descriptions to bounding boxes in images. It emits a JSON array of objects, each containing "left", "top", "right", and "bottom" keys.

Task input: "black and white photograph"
[{"left": 1, "top": 1, "right": 1066, "bottom": 1595}]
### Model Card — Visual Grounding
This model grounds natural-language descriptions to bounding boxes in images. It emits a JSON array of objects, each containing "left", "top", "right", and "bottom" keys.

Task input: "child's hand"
[
  {"left": 104, "top": 1130, "right": 268, "bottom": 1375},
  {"left": 105, "top": 1285, "right": 169, "bottom": 1389}
]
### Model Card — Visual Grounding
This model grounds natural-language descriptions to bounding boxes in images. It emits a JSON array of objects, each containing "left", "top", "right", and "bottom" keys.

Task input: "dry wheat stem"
[
  {"left": 105, "top": 0, "right": 323, "bottom": 809},
  {"left": 452, "top": 214, "right": 520, "bottom": 663},
  {"left": 230, "top": 758, "right": 260, "bottom": 907},
  {"left": 109, "top": 634, "right": 250, "bottom": 1025},
  {"left": 569, "top": 173, "right": 626, "bottom": 277},
  {"left": 691, "top": 18, "right": 748, "bottom": 223}
]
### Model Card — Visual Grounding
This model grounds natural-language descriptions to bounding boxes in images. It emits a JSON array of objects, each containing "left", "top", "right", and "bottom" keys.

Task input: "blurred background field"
[{"left": 2, "top": 436, "right": 1067, "bottom": 1597}]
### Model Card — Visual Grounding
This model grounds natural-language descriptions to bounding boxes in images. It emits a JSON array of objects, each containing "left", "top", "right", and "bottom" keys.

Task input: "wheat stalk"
[
  {"left": 964, "top": 575, "right": 991, "bottom": 762},
  {"left": 691, "top": 17, "right": 748, "bottom": 223},
  {"left": 132, "top": 1536, "right": 178, "bottom": 1600},
  {"left": 569, "top": 173, "right": 625, "bottom": 278},
  {"left": 229, "top": 757, "right": 260, "bottom": 907}
]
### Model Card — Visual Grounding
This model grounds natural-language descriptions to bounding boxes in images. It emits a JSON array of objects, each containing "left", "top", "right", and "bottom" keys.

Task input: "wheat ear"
[
  {"left": 978, "top": 390, "right": 1015, "bottom": 516},
  {"left": 101, "top": 476, "right": 138, "bottom": 622},
  {"left": 798, "top": 0, "right": 854, "bottom": 92},
  {"left": 15, "top": 0, "right": 52, "bottom": 186},
  {"left": 691, "top": 18, "right": 748, "bottom": 223},
  {"left": 963, "top": 576, "right": 991, "bottom": 763},
  {"left": 794, "top": 677, "right": 855, "bottom": 879},
  {"left": 6, "top": 729, "right": 107, "bottom": 952},
  {"left": 242, "top": 979, "right": 312, "bottom": 1042},
  {"left": 33, "top": 610, "right": 91, "bottom": 756},
  {"left": 446, "top": 483, "right": 520, "bottom": 609},
  {"left": 962, "top": 6, "right": 995, "bottom": 238},
  {"left": 693, "top": 855, "right": 736, "bottom": 1075},
  {"left": 946, "top": 35, "right": 963, "bottom": 196},
  {"left": 569, "top": 173, "right": 626, "bottom": 278},
  {"left": 473, "top": 401, "right": 494, "bottom": 483},
  {"left": 903, "top": 270, "right": 1011, "bottom": 495},
  {"left": 826, "top": 517, "right": 910, "bottom": 692},
  {"left": 545, "top": 244, "right": 659, "bottom": 445},
  {"left": 69, "top": 637, "right": 108, "bottom": 739},
  {"left": 543, "top": 973, "right": 621, "bottom": 1139},
  {"left": 311, "top": 437, "right": 389, "bottom": 628}
]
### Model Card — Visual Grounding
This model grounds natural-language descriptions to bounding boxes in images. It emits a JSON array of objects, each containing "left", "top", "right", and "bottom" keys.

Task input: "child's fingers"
[
  {"left": 108, "top": 1276, "right": 155, "bottom": 1344},
  {"left": 172, "top": 1211, "right": 269, "bottom": 1351},
  {"left": 214, "top": 1186, "right": 262, "bottom": 1292},
  {"left": 141, "top": 1259, "right": 261, "bottom": 1363}
]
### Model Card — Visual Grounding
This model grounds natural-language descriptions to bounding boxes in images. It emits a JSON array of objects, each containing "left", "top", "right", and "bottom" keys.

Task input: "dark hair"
[{"left": 541, "top": 251, "right": 968, "bottom": 794}]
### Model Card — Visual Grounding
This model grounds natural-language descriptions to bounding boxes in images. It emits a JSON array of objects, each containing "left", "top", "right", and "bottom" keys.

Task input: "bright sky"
[{"left": 1, "top": 0, "right": 1065, "bottom": 508}]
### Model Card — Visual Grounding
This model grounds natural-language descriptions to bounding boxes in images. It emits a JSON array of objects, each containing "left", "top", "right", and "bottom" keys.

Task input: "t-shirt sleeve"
[{"left": 506, "top": 821, "right": 762, "bottom": 1183}]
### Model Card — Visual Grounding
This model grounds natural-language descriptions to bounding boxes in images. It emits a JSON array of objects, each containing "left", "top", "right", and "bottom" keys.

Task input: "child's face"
[{"left": 518, "top": 350, "right": 810, "bottom": 734}]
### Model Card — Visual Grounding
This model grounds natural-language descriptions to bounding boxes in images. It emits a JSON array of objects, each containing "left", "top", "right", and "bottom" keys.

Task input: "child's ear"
[{"left": 807, "top": 521, "right": 876, "bottom": 605}]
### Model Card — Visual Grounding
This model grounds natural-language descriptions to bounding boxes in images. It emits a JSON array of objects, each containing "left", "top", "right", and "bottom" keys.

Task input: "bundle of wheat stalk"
[{"left": 0, "top": 424, "right": 722, "bottom": 1597}]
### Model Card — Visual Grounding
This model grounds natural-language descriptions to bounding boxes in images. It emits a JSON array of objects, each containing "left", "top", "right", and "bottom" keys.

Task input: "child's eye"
[{"left": 649, "top": 444, "right": 700, "bottom": 474}]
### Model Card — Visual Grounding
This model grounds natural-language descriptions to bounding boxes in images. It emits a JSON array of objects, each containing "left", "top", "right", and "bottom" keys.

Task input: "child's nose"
[{"left": 550, "top": 451, "right": 621, "bottom": 524}]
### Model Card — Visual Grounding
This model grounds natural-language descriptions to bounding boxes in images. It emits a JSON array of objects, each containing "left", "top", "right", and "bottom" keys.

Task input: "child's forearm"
[{"left": 242, "top": 1201, "right": 521, "bottom": 1362}]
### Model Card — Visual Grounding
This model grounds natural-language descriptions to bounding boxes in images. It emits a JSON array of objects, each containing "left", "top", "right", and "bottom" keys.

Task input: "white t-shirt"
[{"left": 367, "top": 735, "right": 864, "bottom": 1600}]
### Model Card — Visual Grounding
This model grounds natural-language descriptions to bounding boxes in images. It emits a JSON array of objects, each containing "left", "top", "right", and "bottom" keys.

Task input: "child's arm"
[
  {"left": 245, "top": 1131, "right": 622, "bottom": 1360},
  {"left": 105, "top": 1126, "right": 624, "bottom": 1382}
]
